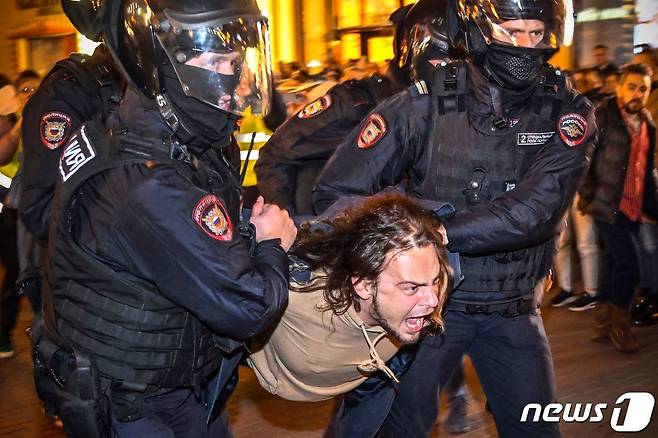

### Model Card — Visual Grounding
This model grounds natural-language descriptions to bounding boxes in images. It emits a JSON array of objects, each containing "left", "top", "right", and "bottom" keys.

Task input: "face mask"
[
  {"left": 484, "top": 43, "right": 551, "bottom": 90},
  {"left": 161, "top": 59, "right": 232, "bottom": 145}
]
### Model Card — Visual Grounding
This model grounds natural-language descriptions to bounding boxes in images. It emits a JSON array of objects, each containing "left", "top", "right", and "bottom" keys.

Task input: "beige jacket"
[{"left": 247, "top": 279, "right": 398, "bottom": 402}]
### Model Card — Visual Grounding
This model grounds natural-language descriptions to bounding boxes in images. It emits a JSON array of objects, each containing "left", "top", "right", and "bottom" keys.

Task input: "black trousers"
[
  {"left": 111, "top": 388, "right": 232, "bottom": 438},
  {"left": 378, "top": 310, "right": 559, "bottom": 438},
  {"left": 595, "top": 215, "right": 642, "bottom": 309},
  {"left": 0, "top": 209, "right": 19, "bottom": 343}
]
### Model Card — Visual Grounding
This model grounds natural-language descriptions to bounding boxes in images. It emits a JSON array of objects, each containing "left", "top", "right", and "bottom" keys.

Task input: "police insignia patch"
[
  {"left": 357, "top": 113, "right": 387, "bottom": 149},
  {"left": 193, "top": 195, "right": 233, "bottom": 242},
  {"left": 557, "top": 113, "right": 587, "bottom": 148},
  {"left": 298, "top": 95, "right": 332, "bottom": 119},
  {"left": 40, "top": 111, "right": 72, "bottom": 150}
]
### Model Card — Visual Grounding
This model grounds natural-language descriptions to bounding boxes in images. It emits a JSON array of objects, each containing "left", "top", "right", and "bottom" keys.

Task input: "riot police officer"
[
  {"left": 255, "top": 0, "right": 459, "bottom": 216},
  {"left": 313, "top": 0, "right": 595, "bottom": 436},
  {"left": 39, "top": 1, "right": 296, "bottom": 436}
]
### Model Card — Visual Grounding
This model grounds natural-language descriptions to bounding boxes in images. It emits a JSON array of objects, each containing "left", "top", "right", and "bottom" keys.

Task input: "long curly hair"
[{"left": 291, "top": 194, "right": 453, "bottom": 332}]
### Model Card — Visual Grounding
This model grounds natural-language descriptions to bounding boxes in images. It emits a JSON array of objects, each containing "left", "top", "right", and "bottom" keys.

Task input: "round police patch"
[
  {"left": 40, "top": 111, "right": 72, "bottom": 150},
  {"left": 557, "top": 113, "right": 587, "bottom": 148},
  {"left": 357, "top": 113, "right": 387, "bottom": 149},
  {"left": 298, "top": 95, "right": 331, "bottom": 119},
  {"left": 193, "top": 195, "right": 233, "bottom": 242}
]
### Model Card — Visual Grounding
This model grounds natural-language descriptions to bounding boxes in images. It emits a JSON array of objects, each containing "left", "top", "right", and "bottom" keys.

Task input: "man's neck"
[{"left": 622, "top": 108, "right": 642, "bottom": 134}]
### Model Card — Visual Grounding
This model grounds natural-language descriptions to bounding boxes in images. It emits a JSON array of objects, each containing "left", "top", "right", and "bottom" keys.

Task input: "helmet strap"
[{"left": 154, "top": 92, "right": 196, "bottom": 146}]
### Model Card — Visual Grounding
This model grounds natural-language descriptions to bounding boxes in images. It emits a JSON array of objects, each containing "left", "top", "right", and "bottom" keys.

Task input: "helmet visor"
[
  {"left": 156, "top": 11, "right": 273, "bottom": 116},
  {"left": 468, "top": 0, "right": 574, "bottom": 50}
]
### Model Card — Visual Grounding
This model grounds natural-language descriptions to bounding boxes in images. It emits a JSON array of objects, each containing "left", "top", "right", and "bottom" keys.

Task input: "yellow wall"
[
  {"left": 0, "top": 4, "right": 75, "bottom": 79},
  {"left": 273, "top": 0, "right": 299, "bottom": 63},
  {"left": 302, "top": 0, "right": 328, "bottom": 64}
]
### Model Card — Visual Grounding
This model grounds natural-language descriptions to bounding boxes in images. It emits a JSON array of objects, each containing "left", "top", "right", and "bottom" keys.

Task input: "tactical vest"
[
  {"left": 47, "top": 122, "right": 227, "bottom": 393},
  {"left": 414, "top": 62, "right": 568, "bottom": 295},
  {"left": 49, "top": 50, "right": 122, "bottom": 121}
]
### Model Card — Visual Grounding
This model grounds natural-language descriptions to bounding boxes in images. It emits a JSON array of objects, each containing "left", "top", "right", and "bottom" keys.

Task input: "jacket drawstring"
[{"left": 358, "top": 323, "right": 400, "bottom": 384}]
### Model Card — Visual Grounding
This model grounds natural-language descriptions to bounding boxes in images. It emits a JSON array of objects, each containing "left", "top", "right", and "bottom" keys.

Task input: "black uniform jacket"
[
  {"left": 59, "top": 96, "right": 291, "bottom": 342},
  {"left": 255, "top": 75, "right": 402, "bottom": 214},
  {"left": 19, "top": 48, "right": 118, "bottom": 241},
  {"left": 313, "top": 62, "right": 597, "bottom": 257}
]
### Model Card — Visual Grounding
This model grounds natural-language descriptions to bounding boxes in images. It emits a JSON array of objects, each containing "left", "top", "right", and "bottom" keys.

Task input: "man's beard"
[
  {"left": 624, "top": 98, "right": 644, "bottom": 114},
  {"left": 370, "top": 296, "right": 426, "bottom": 345}
]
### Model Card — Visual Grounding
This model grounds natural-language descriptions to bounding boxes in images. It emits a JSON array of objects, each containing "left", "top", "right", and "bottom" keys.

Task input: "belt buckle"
[
  {"left": 502, "top": 304, "right": 520, "bottom": 318},
  {"left": 519, "top": 298, "right": 534, "bottom": 314},
  {"left": 465, "top": 303, "right": 487, "bottom": 314}
]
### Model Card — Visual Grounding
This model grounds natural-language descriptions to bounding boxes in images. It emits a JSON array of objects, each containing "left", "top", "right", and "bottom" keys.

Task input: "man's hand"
[{"left": 250, "top": 196, "right": 297, "bottom": 251}]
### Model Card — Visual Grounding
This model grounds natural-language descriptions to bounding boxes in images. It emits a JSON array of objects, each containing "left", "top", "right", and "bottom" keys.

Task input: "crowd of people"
[{"left": 0, "top": 0, "right": 656, "bottom": 437}]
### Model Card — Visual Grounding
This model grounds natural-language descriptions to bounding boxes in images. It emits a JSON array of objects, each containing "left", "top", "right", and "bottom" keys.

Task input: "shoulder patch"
[
  {"left": 357, "top": 113, "right": 388, "bottom": 149},
  {"left": 193, "top": 195, "right": 233, "bottom": 242},
  {"left": 59, "top": 126, "right": 96, "bottom": 182},
  {"left": 40, "top": 111, "right": 72, "bottom": 150},
  {"left": 557, "top": 113, "right": 587, "bottom": 148},
  {"left": 298, "top": 95, "right": 332, "bottom": 119}
]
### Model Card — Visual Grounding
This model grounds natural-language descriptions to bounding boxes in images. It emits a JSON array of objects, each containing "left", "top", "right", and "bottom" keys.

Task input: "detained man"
[{"left": 247, "top": 194, "right": 453, "bottom": 402}]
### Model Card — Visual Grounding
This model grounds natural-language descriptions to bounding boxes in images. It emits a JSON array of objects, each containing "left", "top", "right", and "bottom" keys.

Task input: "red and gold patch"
[
  {"left": 357, "top": 113, "right": 387, "bottom": 149},
  {"left": 193, "top": 195, "right": 233, "bottom": 242},
  {"left": 40, "top": 111, "right": 72, "bottom": 150},
  {"left": 557, "top": 113, "right": 587, "bottom": 148},
  {"left": 298, "top": 95, "right": 332, "bottom": 119}
]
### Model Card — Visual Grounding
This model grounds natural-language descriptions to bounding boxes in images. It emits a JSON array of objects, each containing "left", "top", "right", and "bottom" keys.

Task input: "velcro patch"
[
  {"left": 58, "top": 126, "right": 96, "bottom": 182},
  {"left": 357, "top": 113, "right": 387, "bottom": 149},
  {"left": 517, "top": 132, "right": 555, "bottom": 146},
  {"left": 558, "top": 113, "right": 587, "bottom": 148},
  {"left": 40, "top": 111, "right": 72, "bottom": 150},
  {"left": 193, "top": 195, "right": 233, "bottom": 242},
  {"left": 298, "top": 95, "right": 332, "bottom": 119}
]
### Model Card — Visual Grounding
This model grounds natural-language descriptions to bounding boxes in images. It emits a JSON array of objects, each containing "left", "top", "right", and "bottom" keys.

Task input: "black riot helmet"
[
  {"left": 400, "top": 0, "right": 463, "bottom": 83},
  {"left": 459, "top": 0, "right": 574, "bottom": 89},
  {"left": 103, "top": 0, "right": 273, "bottom": 117},
  {"left": 61, "top": 0, "right": 108, "bottom": 42},
  {"left": 390, "top": 0, "right": 458, "bottom": 86}
]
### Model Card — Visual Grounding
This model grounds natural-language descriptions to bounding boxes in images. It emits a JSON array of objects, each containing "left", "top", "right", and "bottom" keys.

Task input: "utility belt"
[
  {"left": 447, "top": 294, "right": 536, "bottom": 318},
  {"left": 30, "top": 317, "right": 226, "bottom": 432},
  {"left": 29, "top": 317, "right": 111, "bottom": 438}
]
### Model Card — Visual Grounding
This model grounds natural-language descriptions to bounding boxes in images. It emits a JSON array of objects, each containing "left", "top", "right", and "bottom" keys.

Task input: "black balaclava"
[
  {"left": 483, "top": 43, "right": 551, "bottom": 90},
  {"left": 160, "top": 57, "right": 234, "bottom": 150}
]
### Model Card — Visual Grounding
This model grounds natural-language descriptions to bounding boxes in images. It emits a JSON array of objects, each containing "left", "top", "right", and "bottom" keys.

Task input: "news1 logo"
[{"left": 520, "top": 392, "right": 655, "bottom": 432}]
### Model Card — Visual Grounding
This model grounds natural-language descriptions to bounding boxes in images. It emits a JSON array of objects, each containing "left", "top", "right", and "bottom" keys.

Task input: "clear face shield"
[
  {"left": 155, "top": 10, "right": 273, "bottom": 116},
  {"left": 468, "top": 0, "right": 574, "bottom": 50}
]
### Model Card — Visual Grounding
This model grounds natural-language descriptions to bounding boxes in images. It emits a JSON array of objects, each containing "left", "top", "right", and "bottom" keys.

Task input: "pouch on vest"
[
  {"left": 29, "top": 317, "right": 111, "bottom": 438},
  {"left": 17, "top": 267, "right": 43, "bottom": 315}
]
